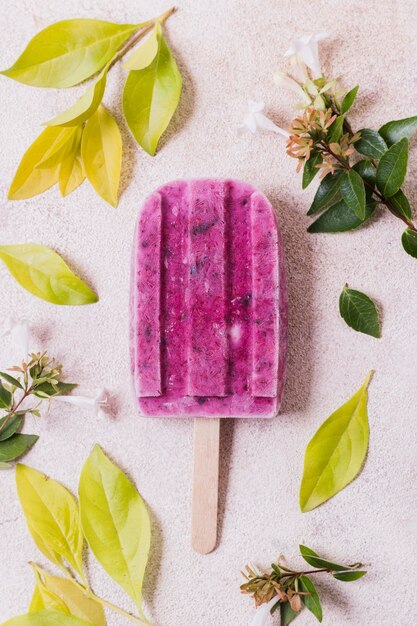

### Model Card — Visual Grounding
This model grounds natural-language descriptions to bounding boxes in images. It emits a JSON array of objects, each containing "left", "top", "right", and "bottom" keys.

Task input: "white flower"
[
  {"left": 250, "top": 597, "right": 278, "bottom": 626},
  {"left": 273, "top": 72, "right": 311, "bottom": 107},
  {"left": 239, "top": 101, "right": 290, "bottom": 137},
  {"left": 285, "top": 33, "right": 329, "bottom": 78},
  {"left": 1, "top": 318, "right": 29, "bottom": 362},
  {"left": 54, "top": 388, "right": 110, "bottom": 418}
]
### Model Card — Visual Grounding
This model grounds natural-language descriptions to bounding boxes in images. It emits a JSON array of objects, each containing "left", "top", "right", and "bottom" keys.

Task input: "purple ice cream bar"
[{"left": 130, "top": 179, "right": 288, "bottom": 418}]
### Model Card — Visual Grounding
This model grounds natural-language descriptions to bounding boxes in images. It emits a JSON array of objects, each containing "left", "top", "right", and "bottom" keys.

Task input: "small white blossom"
[
  {"left": 273, "top": 72, "right": 311, "bottom": 107},
  {"left": 239, "top": 101, "right": 290, "bottom": 137},
  {"left": 250, "top": 597, "right": 277, "bottom": 626},
  {"left": 54, "top": 388, "right": 110, "bottom": 418},
  {"left": 285, "top": 33, "right": 329, "bottom": 78}
]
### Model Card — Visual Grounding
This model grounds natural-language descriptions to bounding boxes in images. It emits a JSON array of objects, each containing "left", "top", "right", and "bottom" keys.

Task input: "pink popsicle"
[{"left": 130, "top": 179, "right": 287, "bottom": 418}]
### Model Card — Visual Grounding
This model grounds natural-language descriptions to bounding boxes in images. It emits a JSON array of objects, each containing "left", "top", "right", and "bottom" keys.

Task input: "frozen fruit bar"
[{"left": 130, "top": 179, "right": 287, "bottom": 417}]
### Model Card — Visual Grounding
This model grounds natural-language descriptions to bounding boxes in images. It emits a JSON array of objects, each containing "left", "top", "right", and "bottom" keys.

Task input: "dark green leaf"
[
  {"left": 339, "top": 286, "right": 380, "bottom": 338},
  {"left": 341, "top": 86, "right": 359, "bottom": 114},
  {"left": 280, "top": 601, "right": 299, "bottom": 625},
  {"left": 355, "top": 129, "right": 388, "bottom": 159},
  {"left": 299, "top": 545, "right": 351, "bottom": 572},
  {"left": 0, "top": 433, "right": 38, "bottom": 462},
  {"left": 333, "top": 570, "right": 367, "bottom": 582},
  {"left": 340, "top": 170, "right": 366, "bottom": 219},
  {"left": 352, "top": 160, "right": 376, "bottom": 186},
  {"left": 0, "top": 372, "right": 23, "bottom": 389},
  {"left": 302, "top": 153, "right": 323, "bottom": 189},
  {"left": 379, "top": 116, "right": 417, "bottom": 146},
  {"left": 56, "top": 382, "right": 78, "bottom": 395},
  {"left": 376, "top": 138, "right": 408, "bottom": 197},
  {"left": 327, "top": 115, "right": 344, "bottom": 143},
  {"left": 0, "top": 382, "right": 13, "bottom": 409},
  {"left": 299, "top": 576, "right": 322, "bottom": 622},
  {"left": 0, "top": 414, "right": 24, "bottom": 441},
  {"left": 389, "top": 189, "right": 412, "bottom": 220},
  {"left": 308, "top": 170, "right": 343, "bottom": 215},
  {"left": 401, "top": 228, "right": 417, "bottom": 258},
  {"left": 34, "top": 381, "right": 77, "bottom": 398},
  {"left": 308, "top": 199, "right": 376, "bottom": 233}
]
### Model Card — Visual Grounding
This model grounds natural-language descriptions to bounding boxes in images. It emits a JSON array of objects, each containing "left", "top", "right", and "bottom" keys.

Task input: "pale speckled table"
[{"left": 1, "top": 1, "right": 417, "bottom": 624}]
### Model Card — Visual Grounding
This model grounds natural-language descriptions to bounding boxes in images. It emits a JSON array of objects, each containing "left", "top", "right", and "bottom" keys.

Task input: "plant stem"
[
  {"left": 279, "top": 567, "right": 330, "bottom": 580},
  {"left": 89, "top": 594, "right": 148, "bottom": 625},
  {"left": 0, "top": 387, "right": 32, "bottom": 436}
]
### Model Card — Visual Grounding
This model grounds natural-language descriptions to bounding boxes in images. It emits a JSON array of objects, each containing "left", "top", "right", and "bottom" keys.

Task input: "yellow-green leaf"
[
  {"left": 124, "top": 27, "right": 158, "bottom": 70},
  {"left": 0, "top": 244, "right": 98, "bottom": 305},
  {"left": 79, "top": 445, "right": 151, "bottom": 618},
  {"left": 81, "top": 105, "right": 122, "bottom": 207},
  {"left": 2, "top": 610, "right": 93, "bottom": 626},
  {"left": 16, "top": 464, "right": 85, "bottom": 577},
  {"left": 300, "top": 372, "right": 373, "bottom": 512},
  {"left": 1, "top": 20, "right": 140, "bottom": 88},
  {"left": 29, "top": 566, "right": 106, "bottom": 626},
  {"left": 36, "top": 127, "right": 80, "bottom": 170},
  {"left": 123, "top": 23, "right": 182, "bottom": 156},
  {"left": 59, "top": 129, "right": 85, "bottom": 196},
  {"left": 45, "top": 67, "right": 108, "bottom": 127}
]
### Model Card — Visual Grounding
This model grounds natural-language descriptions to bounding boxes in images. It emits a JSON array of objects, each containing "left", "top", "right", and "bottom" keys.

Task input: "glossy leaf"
[
  {"left": 376, "top": 138, "right": 408, "bottom": 197},
  {"left": 355, "top": 129, "right": 387, "bottom": 159},
  {"left": 2, "top": 610, "right": 93, "bottom": 626},
  {"left": 327, "top": 115, "right": 344, "bottom": 143},
  {"left": 0, "top": 434, "right": 38, "bottom": 462},
  {"left": 340, "top": 170, "right": 366, "bottom": 219},
  {"left": 124, "top": 26, "right": 159, "bottom": 70},
  {"left": 16, "top": 464, "right": 84, "bottom": 578},
  {"left": 299, "top": 545, "right": 355, "bottom": 572},
  {"left": 379, "top": 116, "right": 417, "bottom": 146},
  {"left": 300, "top": 372, "right": 372, "bottom": 512},
  {"left": 123, "top": 23, "right": 182, "bottom": 156},
  {"left": 35, "top": 128, "right": 79, "bottom": 170},
  {"left": 79, "top": 445, "right": 151, "bottom": 617},
  {"left": 333, "top": 571, "right": 367, "bottom": 582},
  {"left": 1, "top": 20, "right": 139, "bottom": 88},
  {"left": 29, "top": 568, "right": 70, "bottom": 614},
  {"left": 388, "top": 189, "right": 412, "bottom": 220},
  {"left": 302, "top": 153, "right": 322, "bottom": 189},
  {"left": 81, "top": 105, "right": 122, "bottom": 207},
  {"left": 0, "top": 381, "right": 12, "bottom": 408},
  {"left": 0, "top": 244, "right": 98, "bottom": 305},
  {"left": 0, "top": 371, "right": 24, "bottom": 389},
  {"left": 0, "top": 414, "right": 24, "bottom": 441},
  {"left": 58, "top": 128, "right": 85, "bottom": 196},
  {"left": 341, "top": 86, "right": 358, "bottom": 114},
  {"left": 352, "top": 160, "right": 376, "bottom": 186},
  {"left": 280, "top": 602, "right": 299, "bottom": 625},
  {"left": 45, "top": 67, "right": 108, "bottom": 127},
  {"left": 299, "top": 576, "right": 322, "bottom": 622},
  {"left": 401, "top": 228, "right": 417, "bottom": 258},
  {"left": 339, "top": 286, "right": 380, "bottom": 338},
  {"left": 307, "top": 199, "right": 376, "bottom": 233},
  {"left": 307, "top": 171, "right": 342, "bottom": 215}
]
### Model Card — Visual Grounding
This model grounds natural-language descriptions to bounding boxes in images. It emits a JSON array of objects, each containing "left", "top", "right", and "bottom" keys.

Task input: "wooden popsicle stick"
[{"left": 192, "top": 417, "right": 220, "bottom": 554}]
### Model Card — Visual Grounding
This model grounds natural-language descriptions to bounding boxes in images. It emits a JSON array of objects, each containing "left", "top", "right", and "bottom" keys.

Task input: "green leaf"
[
  {"left": 30, "top": 568, "right": 70, "bottom": 614},
  {"left": 340, "top": 170, "right": 366, "bottom": 219},
  {"left": 33, "top": 381, "right": 76, "bottom": 398},
  {"left": 339, "top": 286, "right": 380, "bottom": 338},
  {"left": 0, "top": 434, "right": 38, "bottom": 462},
  {"left": 376, "top": 137, "right": 408, "bottom": 197},
  {"left": 308, "top": 171, "right": 342, "bottom": 215},
  {"left": 307, "top": 199, "right": 376, "bottom": 233},
  {"left": 0, "top": 244, "right": 98, "bottom": 305},
  {"left": 123, "top": 23, "right": 182, "bottom": 156},
  {"left": 333, "top": 570, "right": 367, "bottom": 582},
  {"left": 341, "top": 86, "right": 358, "bottom": 114},
  {"left": 402, "top": 228, "right": 417, "bottom": 258},
  {"left": 35, "top": 128, "right": 79, "bottom": 170},
  {"left": 352, "top": 160, "right": 376, "bottom": 186},
  {"left": 2, "top": 610, "right": 93, "bottom": 626},
  {"left": 379, "top": 116, "right": 417, "bottom": 146},
  {"left": 327, "top": 115, "right": 344, "bottom": 143},
  {"left": 81, "top": 105, "right": 122, "bottom": 207},
  {"left": 45, "top": 67, "right": 108, "bottom": 127},
  {"left": 0, "top": 381, "right": 12, "bottom": 409},
  {"left": 299, "top": 545, "right": 354, "bottom": 572},
  {"left": 300, "top": 372, "right": 372, "bottom": 511},
  {"left": 355, "top": 129, "right": 388, "bottom": 159},
  {"left": 16, "top": 464, "right": 84, "bottom": 578},
  {"left": 280, "top": 602, "right": 299, "bottom": 625},
  {"left": 58, "top": 129, "right": 85, "bottom": 197},
  {"left": 124, "top": 26, "right": 159, "bottom": 70},
  {"left": 0, "top": 371, "right": 24, "bottom": 389},
  {"left": 79, "top": 445, "right": 151, "bottom": 618},
  {"left": 302, "top": 153, "right": 322, "bottom": 189},
  {"left": 1, "top": 20, "right": 140, "bottom": 88},
  {"left": 0, "top": 414, "right": 24, "bottom": 441},
  {"left": 388, "top": 189, "right": 412, "bottom": 220},
  {"left": 299, "top": 576, "right": 322, "bottom": 622}
]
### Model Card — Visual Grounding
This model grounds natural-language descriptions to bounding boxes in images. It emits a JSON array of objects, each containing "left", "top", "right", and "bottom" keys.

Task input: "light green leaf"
[
  {"left": 333, "top": 570, "right": 367, "bottom": 581},
  {"left": 124, "top": 26, "right": 159, "bottom": 70},
  {"left": 16, "top": 464, "right": 85, "bottom": 578},
  {"left": 58, "top": 128, "right": 85, "bottom": 196},
  {"left": 302, "top": 153, "right": 322, "bottom": 189},
  {"left": 35, "top": 128, "right": 79, "bottom": 170},
  {"left": 307, "top": 171, "right": 342, "bottom": 215},
  {"left": 355, "top": 129, "right": 387, "bottom": 160},
  {"left": 300, "top": 372, "right": 373, "bottom": 512},
  {"left": 388, "top": 189, "right": 412, "bottom": 220},
  {"left": 307, "top": 199, "right": 376, "bottom": 233},
  {"left": 340, "top": 170, "right": 366, "bottom": 219},
  {"left": 81, "top": 105, "right": 122, "bottom": 207},
  {"left": 339, "top": 286, "right": 380, "bottom": 338},
  {"left": 379, "top": 116, "right": 417, "bottom": 146},
  {"left": 376, "top": 137, "right": 408, "bottom": 197},
  {"left": 0, "top": 434, "right": 38, "bottom": 462},
  {"left": 0, "top": 244, "right": 98, "bottom": 305},
  {"left": 29, "top": 568, "right": 70, "bottom": 614},
  {"left": 401, "top": 228, "right": 417, "bottom": 258},
  {"left": 2, "top": 610, "right": 93, "bottom": 626},
  {"left": 1, "top": 20, "right": 140, "bottom": 88},
  {"left": 45, "top": 67, "right": 108, "bottom": 127},
  {"left": 0, "top": 381, "right": 12, "bottom": 408},
  {"left": 341, "top": 86, "right": 358, "bottom": 114},
  {"left": 123, "top": 23, "right": 182, "bottom": 156},
  {"left": 299, "top": 576, "right": 322, "bottom": 622},
  {"left": 0, "top": 414, "right": 24, "bottom": 441},
  {"left": 79, "top": 445, "right": 151, "bottom": 618}
]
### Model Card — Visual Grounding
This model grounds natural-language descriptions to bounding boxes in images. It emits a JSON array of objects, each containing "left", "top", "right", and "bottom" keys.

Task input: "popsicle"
[{"left": 130, "top": 179, "right": 287, "bottom": 552}]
